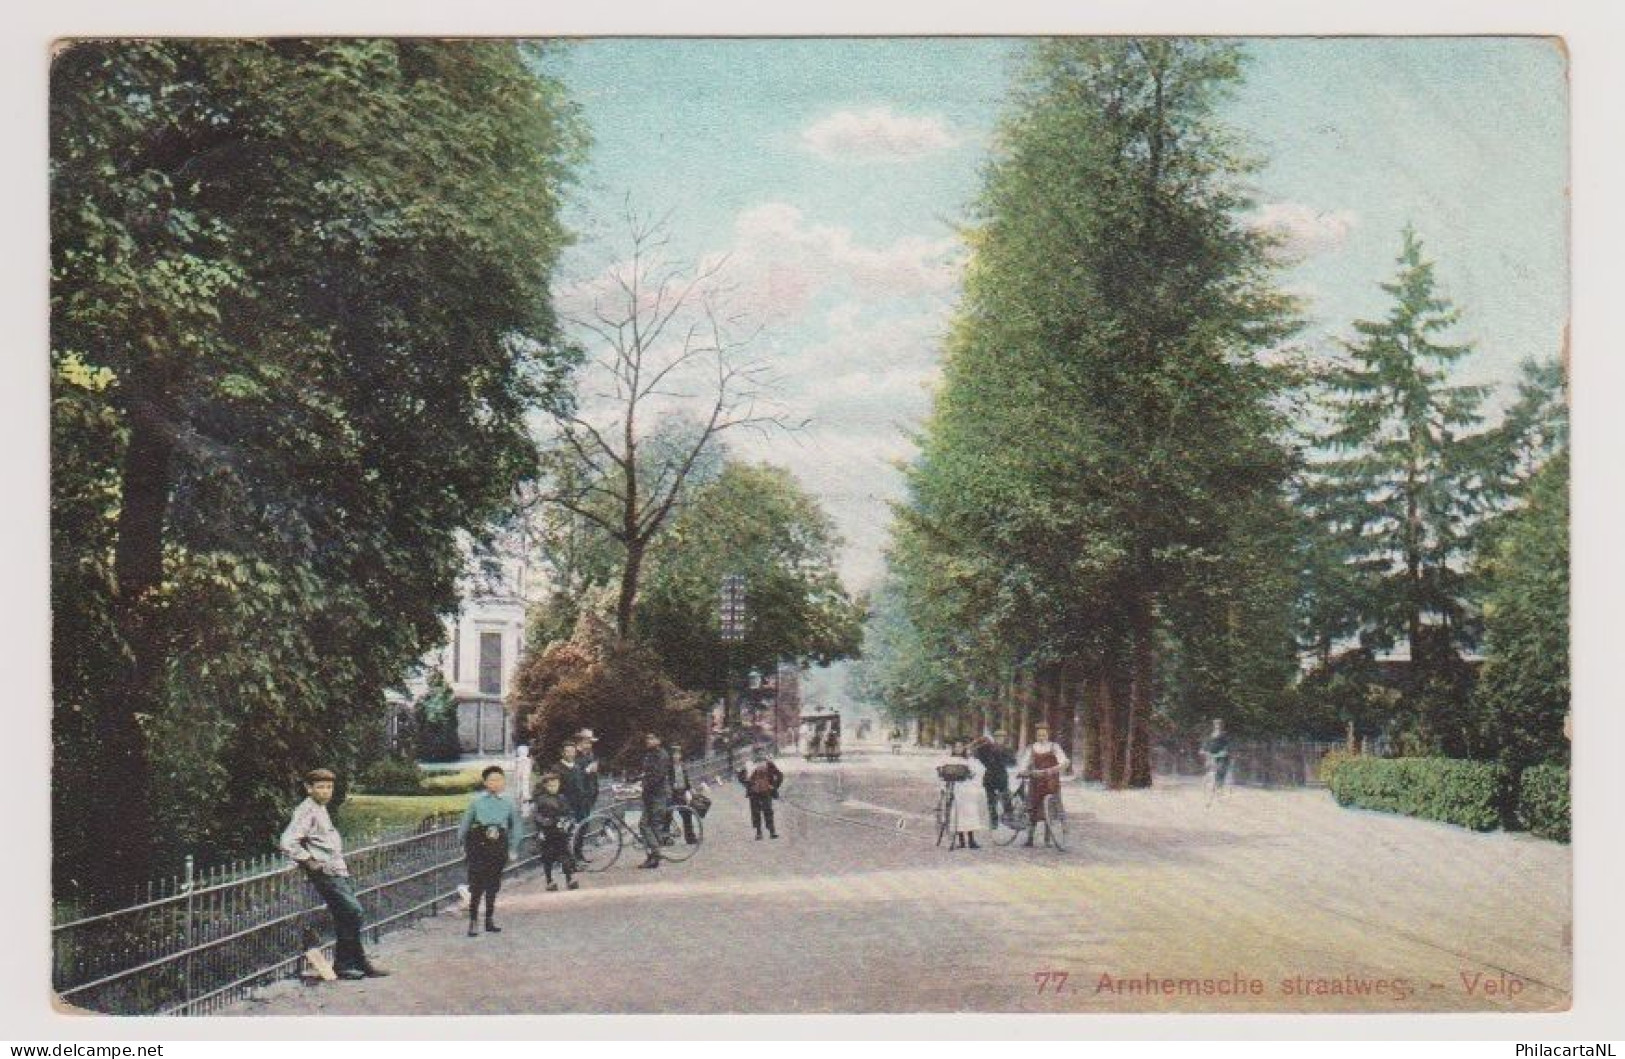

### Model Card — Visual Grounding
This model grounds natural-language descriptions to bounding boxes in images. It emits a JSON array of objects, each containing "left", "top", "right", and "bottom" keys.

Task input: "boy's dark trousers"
[
  {"left": 748, "top": 793, "right": 777, "bottom": 837},
  {"left": 465, "top": 831, "right": 508, "bottom": 926},
  {"left": 540, "top": 828, "right": 575, "bottom": 885},
  {"left": 304, "top": 870, "right": 366, "bottom": 972}
]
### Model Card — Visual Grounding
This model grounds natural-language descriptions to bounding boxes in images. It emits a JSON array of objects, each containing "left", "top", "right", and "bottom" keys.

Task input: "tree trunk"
[
  {"left": 1099, "top": 655, "right": 1125, "bottom": 789},
  {"left": 1126, "top": 593, "right": 1155, "bottom": 788},
  {"left": 1015, "top": 666, "right": 1033, "bottom": 751},
  {"left": 97, "top": 407, "right": 176, "bottom": 899},
  {"left": 1082, "top": 668, "right": 1103, "bottom": 783},
  {"left": 616, "top": 538, "right": 646, "bottom": 638}
]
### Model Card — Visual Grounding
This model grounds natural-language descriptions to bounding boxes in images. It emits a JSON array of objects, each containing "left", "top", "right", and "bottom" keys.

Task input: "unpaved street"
[{"left": 235, "top": 751, "right": 1571, "bottom": 1015}]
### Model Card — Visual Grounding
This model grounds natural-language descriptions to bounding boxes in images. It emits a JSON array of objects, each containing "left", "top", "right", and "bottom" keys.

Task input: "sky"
[{"left": 548, "top": 37, "right": 1569, "bottom": 593}]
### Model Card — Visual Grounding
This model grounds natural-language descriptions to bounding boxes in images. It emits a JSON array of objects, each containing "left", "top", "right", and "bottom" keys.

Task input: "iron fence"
[
  {"left": 52, "top": 811, "right": 505, "bottom": 1016},
  {"left": 52, "top": 740, "right": 773, "bottom": 1017},
  {"left": 1151, "top": 737, "right": 1393, "bottom": 788}
]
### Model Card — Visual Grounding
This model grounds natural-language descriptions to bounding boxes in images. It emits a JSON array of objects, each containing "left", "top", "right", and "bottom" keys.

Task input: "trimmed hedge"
[
  {"left": 355, "top": 756, "right": 426, "bottom": 796},
  {"left": 1329, "top": 757, "right": 1508, "bottom": 832},
  {"left": 1315, "top": 748, "right": 1357, "bottom": 788},
  {"left": 1516, "top": 764, "right": 1571, "bottom": 843}
]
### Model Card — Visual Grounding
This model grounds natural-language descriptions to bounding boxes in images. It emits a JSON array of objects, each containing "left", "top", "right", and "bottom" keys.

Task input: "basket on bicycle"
[{"left": 936, "top": 762, "right": 972, "bottom": 782}]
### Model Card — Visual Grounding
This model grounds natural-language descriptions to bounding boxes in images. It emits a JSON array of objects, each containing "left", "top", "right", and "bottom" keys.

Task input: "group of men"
[{"left": 631, "top": 731, "right": 786, "bottom": 861}]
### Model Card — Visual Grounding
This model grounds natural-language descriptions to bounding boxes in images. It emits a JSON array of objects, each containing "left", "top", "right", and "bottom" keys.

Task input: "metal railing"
[
  {"left": 52, "top": 810, "right": 548, "bottom": 1017},
  {"left": 51, "top": 739, "right": 776, "bottom": 1017},
  {"left": 1151, "top": 737, "right": 1392, "bottom": 788}
]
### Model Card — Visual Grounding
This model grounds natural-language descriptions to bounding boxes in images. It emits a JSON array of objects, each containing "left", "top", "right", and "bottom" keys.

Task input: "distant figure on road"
[
  {"left": 940, "top": 742, "right": 987, "bottom": 849},
  {"left": 637, "top": 733, "right": 673, "bottom": 869},
  {"left": 554, "top": 740, "right": 593, "bottom": 823},
  {"left": 668, "top": 742, "right": 698, "bottom": 843},
  {"left": 531, "top": 770, "right": 579, "bottom": 892},
  {"left": 1201, "top": 718, "right": 1233, "bottom": 805},
  {"left": 457, "top": 765, "right": 522, "bottom": 936},
  {"left": 574, "top": 729, "right": 602, "bottom": 815},
  {"left": 975, "top": 730, "right": 1017, "bottom": 829},
  {"left": 279, "top": 768, "right": 389, "bottom": 980},
  {"left": 737, "top": 757, "right": 784, "bottom": 839},
  {"left": 1015, "top": 724, "right": 1069, "bottom": 848}
]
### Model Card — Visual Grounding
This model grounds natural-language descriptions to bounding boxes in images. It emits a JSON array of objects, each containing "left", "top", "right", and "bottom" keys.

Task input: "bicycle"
[
  {"left": 993, "top": 776, "right": 1067, "bottom": 851},
  {"left": 570, "top": 785, "right": 705, "bottom": 872},
  {"left": 934, "top": 762, "right": 975, "bottom": 848},
  {"left": 933, "top": 781, "right": 956, "bottom": 848}
]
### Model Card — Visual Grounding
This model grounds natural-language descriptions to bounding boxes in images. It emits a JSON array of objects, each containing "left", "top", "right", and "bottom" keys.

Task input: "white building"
[{"left": 400, "top": 537, "right": 542, "bottom": 758}]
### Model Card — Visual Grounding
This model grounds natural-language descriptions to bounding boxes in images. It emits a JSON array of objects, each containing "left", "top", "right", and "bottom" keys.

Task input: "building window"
[
  {"left": 479, "top": 632, "right": 503, "bottom": 696},
  {"left": 452, "top": 625, "right": 461, "bottom": 683}
]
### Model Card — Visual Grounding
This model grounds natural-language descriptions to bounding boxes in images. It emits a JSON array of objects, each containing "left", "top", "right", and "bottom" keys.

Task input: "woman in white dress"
[{"left": 941, "top": 742, "right": 990, "bottom": 849}]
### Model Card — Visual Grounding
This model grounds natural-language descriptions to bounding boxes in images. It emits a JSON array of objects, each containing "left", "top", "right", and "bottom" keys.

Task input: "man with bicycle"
[
  {"left": 1015, "top": 723, "right": 1069, "bottom": 848},
  {"left": 636, "top": 732, "right": 672, "bottom": 869},
  {"left": 974, "top": 730, "right": 1016, "bottom": 829}
]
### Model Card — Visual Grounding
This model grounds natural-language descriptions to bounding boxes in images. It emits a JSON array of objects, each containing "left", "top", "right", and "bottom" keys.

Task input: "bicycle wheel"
[
  {"left": 995, "top": 794, "right": 1029, "bottom": 846},
  {"left": 1042, "top": 794, "right": 1067, "bottom": 852},
  {"left": 570, "top": 813, "right": 624, "bottom": 873},
  {"left": 935, "top": 789, "right": 954, "bottom": 848},
  {"left": 659, "top": 805, "right": 704, "bottom": 863}
]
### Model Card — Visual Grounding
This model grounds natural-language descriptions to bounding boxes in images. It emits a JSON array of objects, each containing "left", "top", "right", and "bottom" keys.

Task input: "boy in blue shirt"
[{"left": 457, "top": 765, "right": 522, "bottom": 937}]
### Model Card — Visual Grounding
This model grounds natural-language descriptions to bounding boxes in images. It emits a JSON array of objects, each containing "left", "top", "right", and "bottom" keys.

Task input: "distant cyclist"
[{"left": 1201, "top": 718, "right": 1232, "bottom": 805}]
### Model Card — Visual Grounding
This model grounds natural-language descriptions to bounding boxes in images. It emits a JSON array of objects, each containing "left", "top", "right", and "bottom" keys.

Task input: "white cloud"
[
  {"left": 716, "top": 202, "right": 964, "bottom": 323},
  {"left": 800, "top": 106, "right": 960, "bottom": 162},
  {"left": 1249, "top": 203, "right": 1358, "bottom": 260}
]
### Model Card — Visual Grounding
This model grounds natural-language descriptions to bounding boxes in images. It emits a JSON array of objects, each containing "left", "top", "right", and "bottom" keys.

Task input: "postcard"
[{"left": 39, "top": 31, "right": 1584, "bottom": 1027}]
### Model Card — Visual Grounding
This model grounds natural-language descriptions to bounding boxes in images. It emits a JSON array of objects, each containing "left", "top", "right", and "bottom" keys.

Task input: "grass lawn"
[{"left": 338, "top": 793, "right": 470, "bottom": 840}]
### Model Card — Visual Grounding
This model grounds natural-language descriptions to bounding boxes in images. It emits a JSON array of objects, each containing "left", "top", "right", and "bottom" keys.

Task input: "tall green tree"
[
  {"left": 893, "top": 39, "right": 1299, "bottom": 786},
  {"left": 1473, "top": 447, "right": 1569, "bottom": 771},
  {"left": 1305, "top": 227, "right": 1494, "bottom": 753},
  {"left": 51, "top": 40, "right": 581, "bottom": 900},
  {"left": 634, "top": 461, "right": 865, "bottom": 699}
]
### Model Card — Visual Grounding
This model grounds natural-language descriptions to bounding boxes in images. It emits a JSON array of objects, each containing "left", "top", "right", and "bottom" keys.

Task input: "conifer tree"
[{"left": 1309, "top": 227, "right": 1493, "bottom": 752}]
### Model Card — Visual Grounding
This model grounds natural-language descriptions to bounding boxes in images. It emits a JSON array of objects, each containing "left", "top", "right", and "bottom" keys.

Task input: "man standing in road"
[
  {"left": 279, "top": 769, "right": 389, "bottom": 981},
  {"left": 555, "top": 739, "right": 593, "bottom": 822},
  {"left": 575, "top": 729, "right": 602, "bottom": 817},
  {"left": 975, "top": 730, "right": 1016, "bottom": 829},
  {"left": 668, "top": 742, "right": 699, "bottom": 844},
  {"left": 737, "top": 757, "right": 784, "bottom": 840},
  {"left": 1201, "top": 718, "right": 1233, "bottom": 805},
  {"left": 637, "top": 732, "right": 672, "bottom": 869}
]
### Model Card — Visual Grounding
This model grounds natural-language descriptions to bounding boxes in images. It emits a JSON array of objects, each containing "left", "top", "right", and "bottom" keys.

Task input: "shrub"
[
  {"left": 420, "top": 767, "right": 483, "bottom": 794},
  {"left": 1329, "top": 757, "right": 1508, "bottom": 832},
  {"left": 1515, "top": 764, "right": 1570, "bottom": 843},
  {"left": 414, "top": 673, "right": 463, "bottom": 763},
  {"left": 512, "top": 604, "right": 706, "bottom": 766},
  {"left": 356, "top": 756, "right": 424, "bottom": 796},
  {"left": 1316, "top": 748, "right": 1363, "bottom": 788}
]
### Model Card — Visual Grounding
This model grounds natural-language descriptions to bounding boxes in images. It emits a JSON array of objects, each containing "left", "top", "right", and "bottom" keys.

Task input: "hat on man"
[
  {"left": 574, "top": 728, "right": 598, "bottom": 742},
  {"left": 304, "top": 768, "right": 337, "bottom": 784}
]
